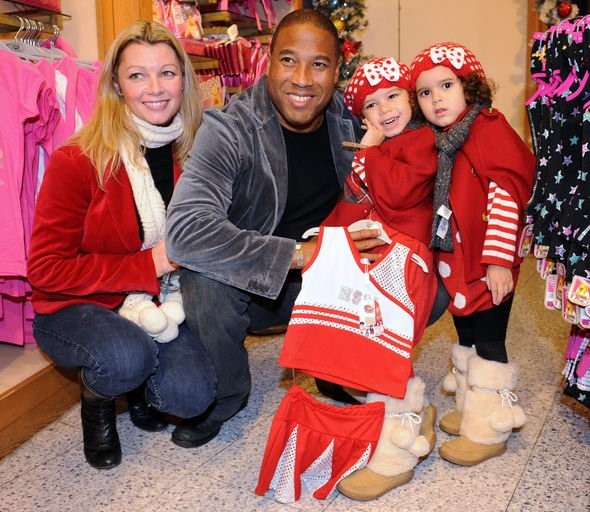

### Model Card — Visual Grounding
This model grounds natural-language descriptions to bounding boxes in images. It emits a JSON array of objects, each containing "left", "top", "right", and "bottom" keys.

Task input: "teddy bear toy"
[
  {"left": 119, "top": 271, "right": 185, "bottom": 343},
  {"left": 337, "top": 376, "right": 431, "bottom": 501}
]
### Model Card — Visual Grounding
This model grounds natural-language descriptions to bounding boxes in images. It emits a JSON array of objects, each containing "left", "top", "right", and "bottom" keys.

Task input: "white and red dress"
[{"left": 279, "top": 226, "right": 436, "bottom": 399}]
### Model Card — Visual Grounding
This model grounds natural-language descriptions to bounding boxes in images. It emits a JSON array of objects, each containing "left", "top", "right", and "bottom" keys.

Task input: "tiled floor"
[{"left": 1, "top": 255, "right": 589, "bottom": 512}]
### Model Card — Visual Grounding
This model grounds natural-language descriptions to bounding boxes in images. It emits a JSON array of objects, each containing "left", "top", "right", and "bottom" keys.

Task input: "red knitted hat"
[
  {"left": 343, "top": 57, "right": 411, "bottom": 117},
  {"left": 409, "top": 42, "right": 485, "bottom": 87}
]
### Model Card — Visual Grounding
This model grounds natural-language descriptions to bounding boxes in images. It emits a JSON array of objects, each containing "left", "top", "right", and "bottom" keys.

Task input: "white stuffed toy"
[
  {"left": 118, "top": 112, "right": 187, "bottom": 343},
  {"left": 119, "top": 271, "right": 185, "bottom": 343}
]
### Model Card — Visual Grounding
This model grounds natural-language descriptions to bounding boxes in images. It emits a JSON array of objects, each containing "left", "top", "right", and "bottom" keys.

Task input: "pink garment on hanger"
[
  {"left": 0, "top": 55, "right": 58, "bottom": 345},
  {"left": 0, "top": 51, "right": 56, "bottom": 278},
  {"left": 42, "top": 35, "right": 78, "bottom": 58}
]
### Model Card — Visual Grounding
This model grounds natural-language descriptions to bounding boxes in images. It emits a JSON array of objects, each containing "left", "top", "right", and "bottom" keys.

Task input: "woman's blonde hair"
[{"left": 70, "top": 21, "right": 202, "bottom": 188}]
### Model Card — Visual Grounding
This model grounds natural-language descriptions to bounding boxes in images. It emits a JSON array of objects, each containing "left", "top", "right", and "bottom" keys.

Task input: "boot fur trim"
[
  {"left": 467, "top": 356, "right": 519, "bottom": 390},
  {"left": 366, "top": 377, "right": 430, "bottom": 477},
  {"left": 442, "top": 345, "right": 475, "bottom": 394},
  {"left": 460, "top": 356, "right": 527, "bottom": 445},
  {"left": 366, "top": 377, "right": 425, "bottom": 413}
]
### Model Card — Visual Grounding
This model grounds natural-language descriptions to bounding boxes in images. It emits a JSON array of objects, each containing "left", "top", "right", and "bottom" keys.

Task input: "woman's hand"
[
  {"left": 486, "top": 264, "right": 513, "bottom": 305},
  {"left": 151, "top": 240, "right": 179, "bottom": 277}
]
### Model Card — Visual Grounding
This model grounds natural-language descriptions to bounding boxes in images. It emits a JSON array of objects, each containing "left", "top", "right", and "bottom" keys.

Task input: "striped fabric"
[{"left": 482, "top": 181, "right": 519, "bottom": 266}]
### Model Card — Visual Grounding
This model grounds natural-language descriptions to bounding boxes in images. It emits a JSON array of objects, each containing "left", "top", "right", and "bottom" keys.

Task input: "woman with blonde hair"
[{"left": 27, "top": 21, "right": 216, "bottom": 469}]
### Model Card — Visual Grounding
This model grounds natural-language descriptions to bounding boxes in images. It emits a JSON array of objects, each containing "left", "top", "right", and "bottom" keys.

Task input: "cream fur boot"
[
  {"left": 440, "top": 345, "right": 476, "bottom": 435},
  {"left": 337, "top": 377, "right": 430, "bottom": 501},
  {"left": 438, "top": 355, "right": 527, "bottom": 466},
  {"left": 418, "top": 400, "right": 437, "bottom": 463}
]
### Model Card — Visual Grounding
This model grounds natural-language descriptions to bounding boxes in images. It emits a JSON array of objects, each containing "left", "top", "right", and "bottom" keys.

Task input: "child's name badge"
[
  {"left": 518, "top": 224, "right": 534, "bottom": 257},
  {"left": 568, "top": 274, "right": 590, "bottom": 307}
]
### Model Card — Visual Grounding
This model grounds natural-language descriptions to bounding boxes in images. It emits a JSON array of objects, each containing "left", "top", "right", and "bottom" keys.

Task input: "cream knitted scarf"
[{"left": 121, "top": 113, "right": 183, "bottom": 250}]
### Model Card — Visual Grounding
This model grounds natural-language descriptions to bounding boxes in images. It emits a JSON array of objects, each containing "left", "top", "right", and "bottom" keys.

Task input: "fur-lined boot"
[
  {"left": 337, "top": 377, "right": 431, "bottom": 501},
  {"left": 438, "top": 355, "right": 527, "bottom": 466},
  {"left": 418, "top": 399, "right": 437, "bottom": 463},
  {"left": 440, "top": 345, "right": 476, "bottom": 435}
]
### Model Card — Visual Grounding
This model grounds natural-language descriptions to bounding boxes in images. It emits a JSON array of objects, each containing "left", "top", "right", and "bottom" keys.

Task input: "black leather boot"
[
  {"left": 126, "top": 387, "right": 168, "bottom": 432},
  {"left": 80, "top": 381, "right": 121, "bottom": 469},
  {"left": 171, "top": 416, "right": 223, "bottom": 448}
]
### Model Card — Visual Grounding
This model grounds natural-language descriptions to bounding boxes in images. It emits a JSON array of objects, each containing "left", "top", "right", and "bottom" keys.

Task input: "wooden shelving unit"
[
  {"left": 189, "top": 53, "right": 219, "bottom": 71},
  {"left": 0, "top": 0, "right": 70, "bottom": 34}
]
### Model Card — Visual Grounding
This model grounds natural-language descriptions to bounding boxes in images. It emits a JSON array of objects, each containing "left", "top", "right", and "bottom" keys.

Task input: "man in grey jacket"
[{"left": 166, "top": 8, "right": 384, "bottom": 448}]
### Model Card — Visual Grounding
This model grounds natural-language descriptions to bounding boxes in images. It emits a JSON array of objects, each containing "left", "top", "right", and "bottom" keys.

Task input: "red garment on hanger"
[{"left": 279, "top": 227, "right": 436, "bottom": 398}]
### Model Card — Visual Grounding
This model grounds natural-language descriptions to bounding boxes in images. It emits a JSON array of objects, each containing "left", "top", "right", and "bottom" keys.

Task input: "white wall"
[
  {"left": 360, "top": 0, "right": 528, "bottom": 137},
  {"left": 57, "top": 0, "right": 529, "bottom": 136},
  {"left": 362, "top": 0, "right": 398, "bottom": 57},
  {"left": 60, "top": 0, "right": 98, "bottom": 60}
]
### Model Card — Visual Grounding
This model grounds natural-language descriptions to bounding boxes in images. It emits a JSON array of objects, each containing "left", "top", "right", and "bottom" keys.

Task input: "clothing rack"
[
  {"left": 526, "top": 15, "right": 590, "bottom": 408},
  {"left": 0, "top": 13, "right": 99, "bottom": 346}
]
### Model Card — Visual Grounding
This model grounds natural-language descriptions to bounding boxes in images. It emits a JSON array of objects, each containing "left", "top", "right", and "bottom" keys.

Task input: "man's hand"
[
  {"left": 349, "top": 228, "right": 385, "bottom": 261},
  {"left": 486, "top": 264, "right": 513, "bottom": 305},
  {"left": 293, "top": 228, "right": 384, "bottom": 269}
]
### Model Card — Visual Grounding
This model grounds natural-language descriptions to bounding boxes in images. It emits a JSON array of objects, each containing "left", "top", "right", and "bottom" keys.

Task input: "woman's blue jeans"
[{"left": 33, "top": 304, "right": 216, "bottom": 419}]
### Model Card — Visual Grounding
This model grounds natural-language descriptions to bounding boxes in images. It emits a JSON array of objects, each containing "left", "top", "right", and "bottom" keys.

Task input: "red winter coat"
[
  {"left": 364, "top": 108, "right": 535, "bottom": 282},
  {"left": 28, "top": 144, "right": 180, "bottom": 314}
]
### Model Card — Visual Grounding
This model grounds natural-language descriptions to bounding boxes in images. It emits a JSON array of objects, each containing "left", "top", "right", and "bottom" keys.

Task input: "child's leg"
[
  {"left": 452, "top": 313, "right": 475, "bottom": 346},
  {"left": 438, "top": 313, "right": 477, "bottom": 436},
  {"left": 465, "top": 295, "right": 514, "bottom": 363},
  {"left": 439, "top": 296, "right": 526, "bottom": 466}
]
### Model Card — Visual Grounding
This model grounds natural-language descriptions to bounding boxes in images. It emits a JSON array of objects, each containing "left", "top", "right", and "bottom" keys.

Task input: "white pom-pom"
[
  {"left": 138, "top": 306, "right": 168, "bottom": 334},
  {"left": 154, "top": 320, "right": 179, "bottom": 343}
]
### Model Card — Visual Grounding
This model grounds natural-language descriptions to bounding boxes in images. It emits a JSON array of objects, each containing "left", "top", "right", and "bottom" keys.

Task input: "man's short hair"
[{"left": 270, "top": 8, "right": 340, "bottom": 57}]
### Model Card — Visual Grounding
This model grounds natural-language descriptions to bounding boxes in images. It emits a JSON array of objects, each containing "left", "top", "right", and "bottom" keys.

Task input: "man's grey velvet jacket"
[{"left": 166, "top": 76, "right": 362, "bottom": 299}]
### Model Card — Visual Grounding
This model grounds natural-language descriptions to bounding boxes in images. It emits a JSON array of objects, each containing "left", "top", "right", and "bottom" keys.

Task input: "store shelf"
[
  {"left": 0, "top": 0, "right": 70, "bottom": 33},
  {"left": 7, "top": 0, "right": 62, "bottom": 14},
  {"left": 201, "top": 10, "right": 271, "bottom": 35},
  {"left": 189, "top": 53, "right": 218, "bottom": 71}
]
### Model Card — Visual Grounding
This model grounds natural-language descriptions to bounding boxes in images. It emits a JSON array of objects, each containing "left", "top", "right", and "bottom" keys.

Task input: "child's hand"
[
  {"left": 485, "top": 264, "right": 513, "bottom": 305},
  {"left": 360, "top": 118, "right": 385, "bottom": 147}
]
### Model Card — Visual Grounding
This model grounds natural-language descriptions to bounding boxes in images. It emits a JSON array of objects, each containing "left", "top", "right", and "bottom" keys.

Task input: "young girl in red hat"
[
  {"left": 327, "top": 56, "right": 436, "bottom": 247},
  {"left": 407, "top": 42, "right": 535, "bottom": 467},
  {"left": 326, "top": 57, "right": 445, "bottom": 501}
]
